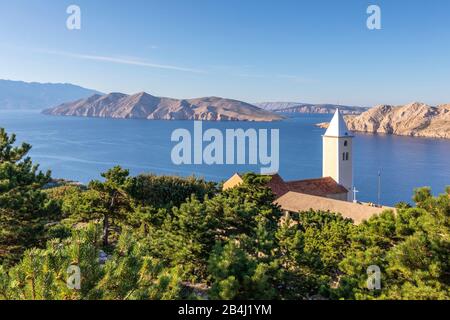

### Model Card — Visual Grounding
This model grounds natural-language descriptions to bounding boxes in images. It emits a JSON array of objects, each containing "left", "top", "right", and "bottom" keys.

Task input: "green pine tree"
[{"left": 0, "top": 128, "right": 59, "bottom": 265}]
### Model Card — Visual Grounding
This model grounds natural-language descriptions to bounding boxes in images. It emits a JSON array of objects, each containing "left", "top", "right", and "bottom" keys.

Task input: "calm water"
[{"left": 1, "top": 110, "right": 450, "bottom": 206}]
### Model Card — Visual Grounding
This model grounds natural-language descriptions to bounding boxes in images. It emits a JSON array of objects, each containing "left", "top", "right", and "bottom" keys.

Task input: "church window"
[
  {"left": 343, "top": 152, "right": 349, "bottom": 161},
  {"left": 344, "top": 140, "right": 348, "bottom": 147}
]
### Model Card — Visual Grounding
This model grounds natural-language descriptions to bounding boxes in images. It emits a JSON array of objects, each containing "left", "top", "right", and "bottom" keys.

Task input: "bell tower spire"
[{"left": 322, "top": 109, "right": 354, "bottom": 201}]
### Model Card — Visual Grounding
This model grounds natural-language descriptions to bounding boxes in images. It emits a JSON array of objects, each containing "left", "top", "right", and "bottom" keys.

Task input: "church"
[{"left": 223, "top": 109, "right": 392, "bottom": 224}]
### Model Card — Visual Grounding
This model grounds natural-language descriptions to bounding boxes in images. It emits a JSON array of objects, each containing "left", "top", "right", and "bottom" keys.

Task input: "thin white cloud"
[
  {"left": 276, "top": 74, "right": 317, "bottom": 83},
  {"left": 35, "top": 49, "right": 205, "bottom": 74},
  {"left": 236, "top": 73, "right": 267, "bottom": 78},
  {"left": 235, "top": 72, "right": 316, "bottom": 83}
]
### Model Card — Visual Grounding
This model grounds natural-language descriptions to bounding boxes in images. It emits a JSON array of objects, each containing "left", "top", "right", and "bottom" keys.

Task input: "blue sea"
[{"left": 1, "top": 109, "right": 450, "bottom": 206}]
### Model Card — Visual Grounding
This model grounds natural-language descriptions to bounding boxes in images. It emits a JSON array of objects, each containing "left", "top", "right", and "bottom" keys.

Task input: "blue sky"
[{"left": 1, "top": 0, "right": 450, "bottom": 106}]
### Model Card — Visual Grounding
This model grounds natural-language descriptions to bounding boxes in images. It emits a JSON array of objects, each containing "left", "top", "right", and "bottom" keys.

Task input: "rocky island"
[
  {"left": 43, "top": 92, "right": 284, "bottom": 122},
  {"left": 255, "top": 102, "right": 367, "bottom": 114},
  {"left": 317, "top": 102, "right": 450, "bottom": 139}
]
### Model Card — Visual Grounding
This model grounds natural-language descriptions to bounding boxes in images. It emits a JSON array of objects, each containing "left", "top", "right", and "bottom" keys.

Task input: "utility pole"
[{"left": 377, "top": 169, "right": 381, "bottom": 207}]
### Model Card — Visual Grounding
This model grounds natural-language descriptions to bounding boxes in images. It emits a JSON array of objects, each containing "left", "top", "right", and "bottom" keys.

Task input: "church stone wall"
[{"left": 323, "top": 136, "right": 338, "bottom": 181}]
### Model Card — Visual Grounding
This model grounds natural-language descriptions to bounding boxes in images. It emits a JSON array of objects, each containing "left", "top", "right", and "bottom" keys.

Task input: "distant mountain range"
[
  {"left": 43, "top": 92, "right": 284, "bottom": 122},
  {"left": 0, "top": 80, "right": 101, "bottom": 109},
  {"left": 255, "top": 102, "right": 367, "bottom": 114},
  {"left": 0, "top": 79, "right": 370, "bottom": 120},
  {"left": 317, "top": 102, "right": 450, "bottom": 139}
]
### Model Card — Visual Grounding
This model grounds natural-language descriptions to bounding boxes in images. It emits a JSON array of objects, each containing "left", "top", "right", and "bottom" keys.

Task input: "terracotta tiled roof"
[
  {"left": 266, "top": 174, "right": 290, "bottom": 197},
  {"left": 285, "top": 177, "right": 348, "bottom": 197},
  {"left": 265, "top": 175, "right": 347, "bottom": 198},
  {"left": 224, "top": 173, "right": 348, "bottom": 199},
  {"left": 275, "top": 191, "right": 394, "bottom": 225}
]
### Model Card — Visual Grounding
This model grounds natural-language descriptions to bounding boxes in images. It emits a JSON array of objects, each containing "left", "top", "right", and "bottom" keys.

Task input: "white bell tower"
[{"left": 322, "top": 109, "right": 354, "bottom": 201}]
